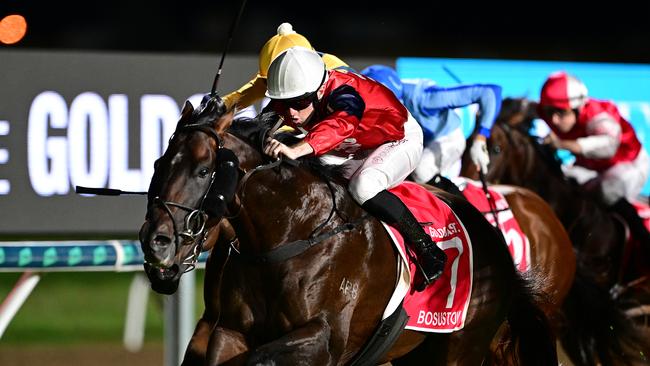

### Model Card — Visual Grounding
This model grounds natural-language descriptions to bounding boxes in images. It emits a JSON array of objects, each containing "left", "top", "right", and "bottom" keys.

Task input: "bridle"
[
  {"left": 148, "top": 118, "right": 372, "bottom": 271},
  {"left": 148, "top": 124, "right": 231, "bottom": 272}
]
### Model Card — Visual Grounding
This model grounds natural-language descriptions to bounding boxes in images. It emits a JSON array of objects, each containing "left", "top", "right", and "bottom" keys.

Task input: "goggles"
[{"left": 272, "top": 93, "right": 316, "bottom": 111}]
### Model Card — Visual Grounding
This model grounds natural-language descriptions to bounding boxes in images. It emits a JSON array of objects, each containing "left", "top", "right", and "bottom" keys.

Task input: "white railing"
[{"left": 0, "top": 240, "right": 206, "bottom": 366}]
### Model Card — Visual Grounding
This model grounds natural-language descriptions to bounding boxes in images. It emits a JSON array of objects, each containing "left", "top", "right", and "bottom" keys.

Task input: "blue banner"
[{"left": 397, "top": 57, "right": 650, "bottom": 195}]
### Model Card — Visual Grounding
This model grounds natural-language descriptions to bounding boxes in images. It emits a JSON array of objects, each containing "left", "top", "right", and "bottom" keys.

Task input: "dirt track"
[
  {"left": 0, "top": 341, "right": 575, "bottom": 366},
  {"left": 0, "top": 343, "right": 163, "bottom": 366}
]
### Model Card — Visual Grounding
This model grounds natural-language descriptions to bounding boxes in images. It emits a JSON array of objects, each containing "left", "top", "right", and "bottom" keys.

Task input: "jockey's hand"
[
  {"left": 543, "top": 132, "right": 582, "bottom": 154},
  {"left": 543, "top": 132, "right": 560, "bottom": 149},
  {"left": 264, "top": 138, "right": 314, "bottom": 160},
  {"left": 264, "top": 138, "right": 290, "bottom": 159},
  {"left": 470, "top": 135, "right": 490, "bottom": 172}
]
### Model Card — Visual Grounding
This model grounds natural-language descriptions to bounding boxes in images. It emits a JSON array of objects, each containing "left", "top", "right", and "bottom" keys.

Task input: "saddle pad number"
[
  {"left": 485, "top": 208, "right": 531, "bottom": 273},
  {"left": 440, "top": 237, "right": 463, "bottom": 309}
]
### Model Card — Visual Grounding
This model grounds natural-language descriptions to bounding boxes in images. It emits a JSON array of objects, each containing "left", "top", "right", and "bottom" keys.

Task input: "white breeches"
[
  {"left": 563, "top": 148, "right": 650, "bottom": 205},
  {"left": 411, "top": 127, "right": 466, "bottom": 183},
  {"left": 318, "top": 113, "right": 423, "bottom": 204}
]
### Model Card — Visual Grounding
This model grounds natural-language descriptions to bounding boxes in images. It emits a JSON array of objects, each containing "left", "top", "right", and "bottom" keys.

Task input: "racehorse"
[
  {"left": 429, "top": 174, "right": 576, "bottom": 322},
  {"left": 461, "top": 97, "right": 650, "bottom": 366},
  {"left": 139, "top": 96, "right": 557, "bottom": 365}
]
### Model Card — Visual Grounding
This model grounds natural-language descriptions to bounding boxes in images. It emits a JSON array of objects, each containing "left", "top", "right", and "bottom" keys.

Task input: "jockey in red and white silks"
[
  {"left": 263, "top": 47, "right": 446, "bottom": 290},
  {"left": 538, "top": 71, "right": 649, "bottom": 206}
]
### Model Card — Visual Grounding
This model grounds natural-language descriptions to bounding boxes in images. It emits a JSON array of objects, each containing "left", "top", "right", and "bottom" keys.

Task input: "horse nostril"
[{"left": 152, "top": 234, "right": 172, "bottom": 248}]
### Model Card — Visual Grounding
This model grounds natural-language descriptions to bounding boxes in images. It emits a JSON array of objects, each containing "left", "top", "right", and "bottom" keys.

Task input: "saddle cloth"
[
  {"left": 455, "top": 178, "right": 531, "bottom": 273},
  {"left": 381, "top": 181, "right": 473, "bottom": 333}
]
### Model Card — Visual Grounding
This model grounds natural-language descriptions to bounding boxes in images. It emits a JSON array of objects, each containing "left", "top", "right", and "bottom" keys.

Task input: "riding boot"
[
  {"left": 609, "top": 198, "right": 650, "bottom": 246},
  {"left": 362, "top": 190, "right": 447, "bottom": 292}
]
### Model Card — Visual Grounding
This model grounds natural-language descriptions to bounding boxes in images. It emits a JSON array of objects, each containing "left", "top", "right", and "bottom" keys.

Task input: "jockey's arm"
[
  {"left": 576, "top": 115, "right": 622, "bottom": 158},
  {"left": 264, "top": 139, "right": 314, "bottom": 160},
  {"left": 550, "top": 115, "right": 621, "bottom": 157},
  {"left": 416, "top": 83, "right": 502, "bottom": 137},
  {"left": 222, "top": 74, "right": 267, "bottom": 111},
  {"left": 574, "top": 135, "right": 619, "bottom": 158},
  {"left": 552, "top": 138, "right": 583, "bottom": 155}
]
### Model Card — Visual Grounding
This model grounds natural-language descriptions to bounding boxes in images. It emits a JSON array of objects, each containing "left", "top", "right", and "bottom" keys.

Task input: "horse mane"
[
  {"left": 497, "top": 97, "right": 538, "bottom": 131},
  {"left": 228, "top": 111, "right": 349, "bottom": 185},
  {"left": 519, "top": 125, "right": 567, "bottom": 180}
]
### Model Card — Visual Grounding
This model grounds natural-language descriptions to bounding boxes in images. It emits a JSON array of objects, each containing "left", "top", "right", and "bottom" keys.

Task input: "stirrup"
[{"left": 412, "top": 257, "right": 444, "bottom": 292}]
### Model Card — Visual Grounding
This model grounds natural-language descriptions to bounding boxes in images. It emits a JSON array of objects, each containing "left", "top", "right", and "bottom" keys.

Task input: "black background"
[{"left": 3, "top": 0, "right": 650, "bottom": 63}]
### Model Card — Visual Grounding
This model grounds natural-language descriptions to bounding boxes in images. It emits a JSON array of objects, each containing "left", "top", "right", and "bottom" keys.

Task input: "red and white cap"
[{"left": 539, "top": 71, "right": 588, "bottom": 109}]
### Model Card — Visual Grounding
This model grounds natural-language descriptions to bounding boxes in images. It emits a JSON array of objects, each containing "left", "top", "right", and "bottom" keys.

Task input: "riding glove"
[{"left": 470, "top": 138, "right": 490, "bottom": 172}]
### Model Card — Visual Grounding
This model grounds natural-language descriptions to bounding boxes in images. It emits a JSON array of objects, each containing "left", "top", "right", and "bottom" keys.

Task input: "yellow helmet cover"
[{"left": 258, "top": 23, "right": 312, "bottom": 77}]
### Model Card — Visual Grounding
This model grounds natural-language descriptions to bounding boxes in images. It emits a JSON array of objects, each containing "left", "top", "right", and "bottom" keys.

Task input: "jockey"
[
  {"left": 360, "top": 65, "right": 502, "bottom": 183},
  {"left": 538, "top": 71, "right": 650, "bottom": 244},
  {"left": 222, "top": 22, "right": 352, "bottom": 112},
  {"left": 262, "top": 47, "right": 447, "bottom": 291}
]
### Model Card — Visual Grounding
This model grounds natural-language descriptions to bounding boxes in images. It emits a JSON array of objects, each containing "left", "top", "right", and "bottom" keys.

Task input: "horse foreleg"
[
  {"left": 181, "top": 317, "right": 214, "bottom": 365},
  {"left": 206, "top": 326, "right": 250, "bottom": 366},
  {"left": 247, "top": 317, "right": 334, "bottom": 366}
]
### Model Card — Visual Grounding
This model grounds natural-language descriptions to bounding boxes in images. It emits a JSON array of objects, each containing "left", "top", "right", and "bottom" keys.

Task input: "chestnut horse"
[
  {"left": 139, "top": 96, "right": 556, "bottom": 365},
  {"left": 431, "top": 175, "right": 576, "bottom": 323},
  {"left": 462, "top": 97, "right": 650, "bottom": 366}
]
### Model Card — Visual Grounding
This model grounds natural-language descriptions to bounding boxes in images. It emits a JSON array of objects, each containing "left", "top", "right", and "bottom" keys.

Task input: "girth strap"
[
  {"left": 348, "top": 302, "right": 409, "bottom": 366},
  {"left": 232, "top": 214, "right": 371, "bottom": 264}
]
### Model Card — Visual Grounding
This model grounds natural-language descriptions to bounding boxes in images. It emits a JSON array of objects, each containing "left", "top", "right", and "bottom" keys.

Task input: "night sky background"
[{"left": 3, "top": 0, "right": 650, "bottom": 63}]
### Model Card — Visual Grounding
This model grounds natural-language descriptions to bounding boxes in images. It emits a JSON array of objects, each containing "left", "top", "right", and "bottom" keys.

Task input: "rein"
[
  {"left": 227, "top": 155, "right": 371, "bottom": 264},
  {"left": 148, "top": 123, "right": 229, "bottom": 272}
]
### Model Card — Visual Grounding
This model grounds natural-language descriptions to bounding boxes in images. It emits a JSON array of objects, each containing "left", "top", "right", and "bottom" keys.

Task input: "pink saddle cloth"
[{"left": 383, "top": 182, "right": 473, "bottom": 332}]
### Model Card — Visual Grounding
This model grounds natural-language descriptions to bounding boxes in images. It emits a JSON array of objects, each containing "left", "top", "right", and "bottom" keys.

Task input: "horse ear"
[
  {"left": 527, "top": 100, "right": 540, "bottom": 118},
  {"left": 179, "top": 100, "right": 194, "bottom": 123},
  {"left": 213, "top": 108, "right": 235, "bottom": 135}
]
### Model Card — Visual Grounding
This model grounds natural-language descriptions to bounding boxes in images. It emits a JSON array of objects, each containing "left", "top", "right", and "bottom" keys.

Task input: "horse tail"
[
  {"left": 499, "top": 270, "right": 558, "bottom": 366},
  {"left": 436, "top": 189, "right": 556, "bottom": 365},
  {"left": 561, "top": 263, "right": 650, "bottom": 366}
]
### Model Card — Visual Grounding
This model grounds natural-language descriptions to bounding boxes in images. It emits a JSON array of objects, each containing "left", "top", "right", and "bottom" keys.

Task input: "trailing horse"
[
  {"left": 139, "top": 96, "right": 557, "bottom": 365},
  {"left": 461, "top": 97, "right": 650, "bottom": 366}
]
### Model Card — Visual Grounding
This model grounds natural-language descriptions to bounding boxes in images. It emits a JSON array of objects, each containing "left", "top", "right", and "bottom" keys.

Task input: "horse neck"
[
  {"left": 502, "top": 131, "right": 584, "bottom": 223},
  {"left": 227, "top": 143, "right": 361, "bottom": 256}
]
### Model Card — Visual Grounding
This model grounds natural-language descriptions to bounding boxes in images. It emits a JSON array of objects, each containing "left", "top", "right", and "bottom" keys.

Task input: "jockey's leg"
[
  {"left": 411, "top": 147, "right": 439, "bottom": 184},
  {"left": 349, "top": 115, "right": 446, "bottom": 291},
  {"left": 361, "top": 189, "right": 447, "bottom": 291},
  {"left": 411, "top": 127, "right": 466, "bottom": 184},
  {"left": 601, "top": 152, "right": 650, "bottom": 246}
]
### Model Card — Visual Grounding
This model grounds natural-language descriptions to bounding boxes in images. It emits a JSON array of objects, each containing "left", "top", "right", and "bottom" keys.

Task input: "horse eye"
[
  {"left": 198, "top": 168, "right": 209, "bottom": 178},
  {"left": 492, "top": 146, "right": 502, "bottom": 154}
]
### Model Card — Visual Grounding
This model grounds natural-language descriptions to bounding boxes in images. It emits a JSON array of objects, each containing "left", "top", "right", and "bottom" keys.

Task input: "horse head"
[
  {"left": 497, "top": 97, "right": 538, "bottom": 130},
  {"left": 486, "top": 98, "right": 569, "bottom": 189},
  {"left": 139, "top": 95, "right": 237, "bottom": 294},
  {"left": 461, "top": 98, "right": 537, "bottom": 183}
]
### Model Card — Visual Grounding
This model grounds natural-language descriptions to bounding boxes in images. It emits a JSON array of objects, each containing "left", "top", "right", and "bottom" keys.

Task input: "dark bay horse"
[
  {"left": 463, "top": 97, "right": 650, "bottom": 366},
  {"left": 139, "top": 96, "right": 557, "bottom": 365}
]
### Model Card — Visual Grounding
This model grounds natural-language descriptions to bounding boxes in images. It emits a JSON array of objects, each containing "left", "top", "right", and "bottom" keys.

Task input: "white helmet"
[{"left": 265, "top": 46, "right": 327, "bottom": 100}]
